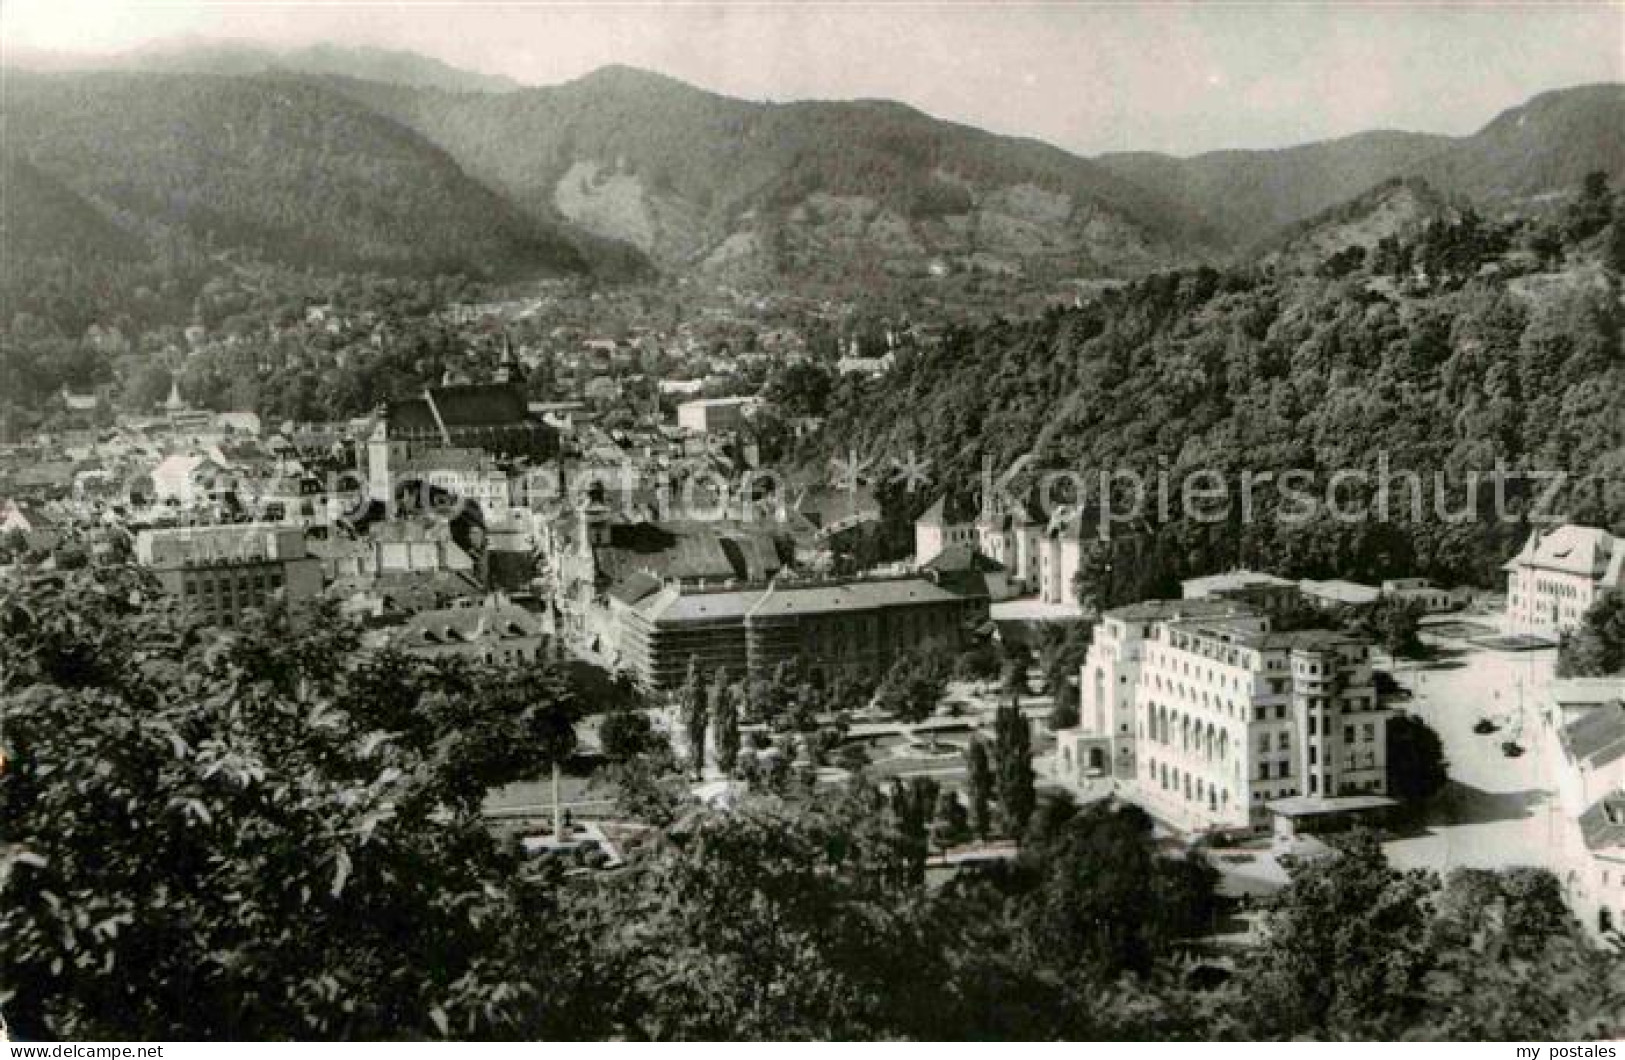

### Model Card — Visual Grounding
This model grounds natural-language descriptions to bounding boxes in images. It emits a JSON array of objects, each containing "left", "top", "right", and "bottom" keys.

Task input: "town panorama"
[{"left": 2, "top": 0, "right": 1624, "bottom": 1046}]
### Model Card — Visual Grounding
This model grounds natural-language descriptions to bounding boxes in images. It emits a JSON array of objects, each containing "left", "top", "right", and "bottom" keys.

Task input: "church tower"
[{"left": 494, "top": 333, "right": 525, "bottom": 386}]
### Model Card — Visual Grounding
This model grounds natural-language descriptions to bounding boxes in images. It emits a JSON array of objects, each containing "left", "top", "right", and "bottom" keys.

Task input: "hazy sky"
[{"left": 2, "top": 1, "right": 1621, "bottom": 155}]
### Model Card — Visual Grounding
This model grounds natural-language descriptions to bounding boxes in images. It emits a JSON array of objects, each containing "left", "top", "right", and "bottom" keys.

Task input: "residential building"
[
  {"left": 308, "top": 520, "right": 474, "bottom": 581},
  {"left": 1380, "top": 577, "right": 1456, "bottom": 613},
  {"left": 135, "top": 523, "right": 322, "bottom": 626},
  {"left": 1504, "top": 526, "right": 1625, "bottom": 636},
  {"left": 379, "top": 596, "right": 545, "bottom": 664},
  {"left": 1544, "top": 695, "right": 1625, "bottom": 940},
  {"left": 146, "top": 453, "right": 229, "bottom": 507}
]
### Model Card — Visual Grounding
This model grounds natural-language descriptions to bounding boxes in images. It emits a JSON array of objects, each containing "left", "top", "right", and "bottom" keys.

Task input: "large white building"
[
  {"left": 1061, "top": 600, "right": 1391, "bottom": 834},
  {"left": 1504, "top": 525, "right": 1625, "bottom": 637},
  {"left": 1070, "top": 598, "right": 1253, "bottom": 778},
  {"left": 1548, "top": 692, "right": 1625, "bottom": 940},
  {"left": 675, "top": 396, "right": 761, "bottom": 435}
]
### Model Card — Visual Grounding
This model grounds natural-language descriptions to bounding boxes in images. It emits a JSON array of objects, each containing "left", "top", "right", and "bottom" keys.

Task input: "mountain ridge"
[
  {"left": 0, "top": 69, "right": 586, "bottom": 279},
  {"left": 3, "top": 37, "right": 524, "bottom": 94},
  {"left": 2, "top": 48, "right": 1620, "bottom": 287}
]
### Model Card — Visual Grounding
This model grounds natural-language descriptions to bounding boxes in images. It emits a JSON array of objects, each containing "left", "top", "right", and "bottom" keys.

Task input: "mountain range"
[{"left": 2, "top": 42, "right": 1621, "bottom": 287}]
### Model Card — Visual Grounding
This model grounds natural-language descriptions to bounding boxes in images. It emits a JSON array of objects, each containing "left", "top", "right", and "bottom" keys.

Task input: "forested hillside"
[
  {"left": 1, "top": 72, "right": 587, "bottom": 282},
  {"left": 324, "top": 65, "right": 1223, "bottom": 277},
  {"left": 4, "top": 38, "right": 526, "bottom": 93},
  {"left": 1097, "top": 130, "right": 1452, "bottom": 250},
  {"left": 1097, "top": 84, "right": 1625, "bottom": 252},
  {"left": 819, "top": 176, "right": 1625, "bottom": 596}
]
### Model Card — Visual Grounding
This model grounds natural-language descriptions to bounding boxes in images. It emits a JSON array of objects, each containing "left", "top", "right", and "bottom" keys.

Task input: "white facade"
[
  {"left": 1505, "top": 526, "right": 1625, "bottom": 636},
  {"left": 1135, "top": 617, "right": 1386, "bottom": 832},
  {"left": 676, "top": 397, "right": 761, "bottom": 435},
  {"left": 914, "top": 497, "right": 976, "bottom": 565},
  {"left": 1380, "top": 577, "right": 1455, "bottom": 613},
  {"left": 977, "top": 515, "right": 1042, "bottom": 591},
  {"left": 1062, "top": 600, "right": 1389, "bottom": 834}
]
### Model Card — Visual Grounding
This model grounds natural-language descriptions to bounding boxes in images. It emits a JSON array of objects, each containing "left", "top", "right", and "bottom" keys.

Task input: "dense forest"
[{"left": 815, "top": 175, "right": 1625, "bottom": 596}]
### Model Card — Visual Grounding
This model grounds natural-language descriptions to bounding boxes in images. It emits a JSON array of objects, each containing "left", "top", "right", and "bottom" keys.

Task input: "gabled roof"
[
  {"left": 387, "top": 383, "right": 535, "bottom": 434},
  {"left": 394, "top": 602, "right": 542, "bottom": 646},
  {"left": 916, "top": 496, "right": 949, "bottom": 527},
  {"left": 920, "top": 544, "right": 1006, "bottom": 575},
  {"left": 1505, "top": 525, "right": 1621, "bottom": 579},
  {"left": 1580, "top": 793, "right": 1625, "bottom": 851},
  {"left": 593, "top": 521, "right": 788, "bottom": 585}
]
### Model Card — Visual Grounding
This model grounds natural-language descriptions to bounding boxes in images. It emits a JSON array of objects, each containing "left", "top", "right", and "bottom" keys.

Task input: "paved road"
[{"left": 1381, "top": 623, "right": 1563, "bottom": 875}]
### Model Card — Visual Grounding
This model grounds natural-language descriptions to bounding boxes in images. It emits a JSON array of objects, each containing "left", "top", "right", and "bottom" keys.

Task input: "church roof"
[
  {"left": 594, "top": 521, "right": 789, "bottom": 586},
  {"left": 387, "top": 383, "right": 534, "bottom": 435}
]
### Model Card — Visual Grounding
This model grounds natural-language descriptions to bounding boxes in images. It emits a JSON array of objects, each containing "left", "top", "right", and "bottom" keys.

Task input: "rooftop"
[
  {"left": 1104, "top": 598, "right": 1255, "bottom": 623},
  {"left": 1182, "top": 569, "right": 1297, "bottom": 597},
  {"left": 1504, "top": 525, "right": 1622, "bottom": 581},
  {"left": 1559, "top": 703, "right": 1625, "bottom": 772},
  {"left": 394, "top": 602, "right": 543, "bottom": 646},
  {"left": 749, "top": 577, "right": 963, "bottom": 618},
  {"left": 1299, "top": 578, "right": 1382, "bottom": 604},
  {"left": 632, "top": 575, "right": 971, "bottom": 624},
  {"left": 1579, "top": 793, "right": 1625, "bottom": 852}
]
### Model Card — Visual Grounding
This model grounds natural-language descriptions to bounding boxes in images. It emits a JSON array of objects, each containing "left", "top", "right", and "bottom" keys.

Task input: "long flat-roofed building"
[{"left": 614, "top": 575, "right": 984, "bottom": 691}]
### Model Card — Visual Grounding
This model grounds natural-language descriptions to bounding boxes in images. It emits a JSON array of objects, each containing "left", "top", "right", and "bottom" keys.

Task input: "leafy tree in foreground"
[
  {"left": 875, "top": 649, "right": 948, "bottom": 724},
  {"left": 0, "top": 566, "right": 594, "bottom": 1040},
  {"left": 1242, "top": 831, "right": 1437, "bottom": 1038},
  {"left": 599, "top": 706, "right": 656, "bottom": 761},
  {"left": 1367, "top": 597, "right": 1425, "bottom": 658}
]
